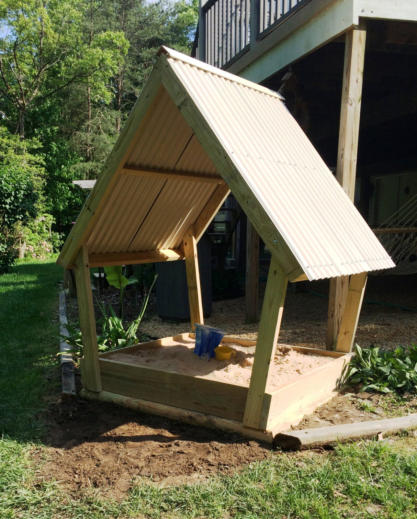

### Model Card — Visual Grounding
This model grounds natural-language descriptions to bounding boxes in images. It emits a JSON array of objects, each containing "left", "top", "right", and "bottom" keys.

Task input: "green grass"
[{"left": 1, "top": 259, "right": 417, "bottom": 518}]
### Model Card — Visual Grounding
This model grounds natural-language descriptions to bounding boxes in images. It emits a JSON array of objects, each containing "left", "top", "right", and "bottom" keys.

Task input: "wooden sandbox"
[{"left": 81, "top": 333, "right": 351, "bottom": 443}]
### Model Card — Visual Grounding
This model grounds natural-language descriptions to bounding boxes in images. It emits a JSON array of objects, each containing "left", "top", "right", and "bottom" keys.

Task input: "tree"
[
  {"left": 0, "top": 125, "right": 43, "bottom": 270},
  {"left": 0, "top": 0, "right": 128, "bottom": 140}
]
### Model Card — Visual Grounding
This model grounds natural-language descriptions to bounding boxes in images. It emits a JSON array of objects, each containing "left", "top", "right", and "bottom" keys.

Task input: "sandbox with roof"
[{"left": 58, "top": 47, "right": 393, "bottom": 442}]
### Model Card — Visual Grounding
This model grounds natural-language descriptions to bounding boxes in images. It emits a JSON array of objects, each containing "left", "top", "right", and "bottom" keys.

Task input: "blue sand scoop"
[{"left": 194, "top": 324, "right": 225, "bottom": 359}]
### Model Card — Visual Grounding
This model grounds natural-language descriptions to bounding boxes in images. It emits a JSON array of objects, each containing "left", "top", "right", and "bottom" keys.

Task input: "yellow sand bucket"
[{"left": 214, "top": 345, "right": 236, "bottom": 361}]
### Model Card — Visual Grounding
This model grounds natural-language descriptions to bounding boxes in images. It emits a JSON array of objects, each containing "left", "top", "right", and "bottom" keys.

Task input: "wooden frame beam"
[
  {"left": 88, "top": 248, "right": 184, "bottom": 267},
  {"left": 245, "top": 220, "right": 260, "bottom": 323},
  {"left": 182, "top": 228, "right": 204, "bottom": 330},
  {"left": 74, "top": 246, "right": 101, "bottom": 392},
  {"left": 243, "top": 256, "right": 288, "bottom": 429},
  {"left": 327, "top": 24, "right": 366, "bottom": 349},
  {"left": 336, "top": 272, "right": 367, "bottom": 353},
  {"left": 121, "top": 165, "right": 225, "bottom": 185}
]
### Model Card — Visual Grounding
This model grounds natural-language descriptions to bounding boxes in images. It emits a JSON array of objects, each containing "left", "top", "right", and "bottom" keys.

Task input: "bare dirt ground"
[{"left": 39, "top": 274, "right": 417, "bottom": 497}]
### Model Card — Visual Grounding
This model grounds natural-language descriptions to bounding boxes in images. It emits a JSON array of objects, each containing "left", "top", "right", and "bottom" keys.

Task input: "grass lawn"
[{"left": 1, "top": 259, "right": 417, "bottom": 519}]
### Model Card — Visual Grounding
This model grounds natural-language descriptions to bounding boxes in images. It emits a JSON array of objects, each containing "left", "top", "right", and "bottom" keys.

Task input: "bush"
[
  {"left": 0, "top": 165, "right": 38, "bottom": 272},
  {"left": 342, "top": 344, "right": 417, "bottom": 394},
  {"left": 17, "top": 213, "right": 62, "bottom": 259}
]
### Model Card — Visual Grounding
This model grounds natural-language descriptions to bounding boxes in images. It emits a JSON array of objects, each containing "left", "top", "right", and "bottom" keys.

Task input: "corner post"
[
  {"left": 245, "top": 220, "right": 260, "bottom": 322},
  {"left": 74, "top": 245, "right": 101, "bottom": 392},
  {"left": 336, "top": 272, "right": 367, "bottom": 353},
  {"left": 243, "top": 256, "right": 288, "bottom": 429},
  {"left": 198, "top": 0, "right": 206, "bottom": 61},
  {"left": 250, "top": 0, "right": 259, "bottom": 47},
  {"left": 327, "top": 24, "right": 367, "bottom": 348},
  {"left": 183, "top": 228, "right": 204, "bottom": 330}
]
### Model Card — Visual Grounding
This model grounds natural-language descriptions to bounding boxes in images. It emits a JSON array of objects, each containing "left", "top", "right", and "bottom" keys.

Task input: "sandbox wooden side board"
[{"left": 81, "top": 334, "right": 352, "bottom": 443}]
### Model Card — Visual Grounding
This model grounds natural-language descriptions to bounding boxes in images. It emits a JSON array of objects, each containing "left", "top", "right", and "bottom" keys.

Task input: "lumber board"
[
  {"left": 336, "top": 272, "right": 367, "bottom": 353},
  {"left": 121, "top": 165, "right": 224, "bottom": 184},
  {"left": 88, "top": 248, "right": 184, "bottom": 267},
  {"left": 267, "top": 353, "right": 351, "bottom": 432},
  {"left": 99, "top": 358, "right": 248, "bottom": 421},
  {"left": 245, "top": 221, "right": 260, "bottom": 323},
  {"left": 275, "top": 413, "right": 417, "bottom": 451},
  {"left": 74, "top": 246, "right": 101, "bottom": 392},
  {"left": 183, "top": 229, "right": 204, "bottom": 329},
  {"left": 327, "top": 25, "right": 366, "bottom": 349},
  {"left": 193, "top": 183, "right": 231, "bottom": 241},
  {"left": 81, "top": 389, "right": 274, "bottom": 443},
  {"left": 160, "top": 56, "right": 302, "bottom": 280},
  {"left": 243, "top": 256, "right": 288, "bottom": 429},
  {"left": 327, "top": 276, "right": 349, "bottom": 348},
  {"left": 57, "top": 68, "right": 164, "bottom": 269}
]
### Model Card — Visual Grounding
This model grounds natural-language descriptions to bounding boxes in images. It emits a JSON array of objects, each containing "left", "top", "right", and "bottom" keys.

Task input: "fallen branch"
[{"left": 274, "top": 414, "right": 417, "bottom": 451}]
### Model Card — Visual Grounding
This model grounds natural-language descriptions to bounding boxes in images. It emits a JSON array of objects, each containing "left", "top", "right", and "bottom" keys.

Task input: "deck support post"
[
  {"left": 183, "top": 228, "right": 204, "bottom": 330},
  {"left": 74, "top": 245, "right": 101, "bottom": 392},
  {"left": 243, "top": 256, "right": 288, "bottom": 429},
  {"left": 336, "top": 272, "right": 367, "bottom": 353},
  {"left": 245, "top": 220, "right": 260, "bottom": 322},
  {"left": 327, "top": 24, "right": 367, "bottom": 349}
]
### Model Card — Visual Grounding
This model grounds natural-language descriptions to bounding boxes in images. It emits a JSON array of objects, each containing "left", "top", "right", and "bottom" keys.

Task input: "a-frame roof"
[{"left": 58, "top": 47, "right": 394, "bottom": 280}]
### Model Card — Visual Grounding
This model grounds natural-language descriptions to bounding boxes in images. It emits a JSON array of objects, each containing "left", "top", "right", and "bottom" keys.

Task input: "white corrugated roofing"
[{"left": 58, "top": 46, "right": 394, "bottom": 279}]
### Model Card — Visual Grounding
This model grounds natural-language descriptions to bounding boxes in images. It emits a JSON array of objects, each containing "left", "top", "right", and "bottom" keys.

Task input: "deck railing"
[{"left": 200, "top": 0, "right": 310, "bottom": 67}]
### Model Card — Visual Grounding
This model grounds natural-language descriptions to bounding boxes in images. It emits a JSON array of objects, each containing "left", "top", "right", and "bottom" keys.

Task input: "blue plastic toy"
[{"left": 194, "top": 324, "right": 225, "bottom": 359}]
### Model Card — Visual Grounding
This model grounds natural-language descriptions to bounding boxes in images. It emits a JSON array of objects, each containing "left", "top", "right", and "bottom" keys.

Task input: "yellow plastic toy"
[{"left": 214, "top": 345, "right": 236, "bottom": 361}]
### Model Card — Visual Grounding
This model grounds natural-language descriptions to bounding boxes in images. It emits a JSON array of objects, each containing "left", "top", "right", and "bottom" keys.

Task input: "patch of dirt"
[
  {"left": 35, "top": 397, "right": 271, "bottom": 500},
  {"left": 296, "top": 391, "right": 417, "bottom": 430}
]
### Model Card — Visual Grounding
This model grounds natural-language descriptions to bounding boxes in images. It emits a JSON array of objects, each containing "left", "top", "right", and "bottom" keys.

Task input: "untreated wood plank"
[
  {"left": 121, "top": 165, "right": 224, "bottom": 184},
  {"left": 88, "top": 248, "right": 184, "bottom": 267},
  {"left": 275, "top": 413, "right": 417, "bottom": 451},
  {"left": 194, "top": 183, "right": 231, "bottom": 241},
  {"left": 267, "top": 353, "right": 351, "bottom": 432},
  {"left": 243, "top": 256, "right": 288, "bottom": 429},
  {"left": 336, "top": 272, "right": 367, "bottom": 353},
  {"left": 245, "top": 221, "right": 260, "bottom": 323},
  {"left": 182, "top": 228, "right": 204, "bottom": 329},
  {"left": 327, "top": 25, "right": 367, "bottom": 349},
  {"left": 81, "top": 389, "right": 274, "bottom": 443},
  {"left": 99, "top": 358, "right": 248, "bottom": 421},
  {"left": 74, "top": 246, "right": 101, "bottom": 392}
]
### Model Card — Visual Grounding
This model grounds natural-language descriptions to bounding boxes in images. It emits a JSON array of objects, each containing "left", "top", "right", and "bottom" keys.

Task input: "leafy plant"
[
  {"left": 61, "top": 273, "right": 157, "bottom": 364},
  {"left": 104, "top": 265, "right": 138, "bottom": 318},
  {"left": 342, "top": 344, "right": 417, "bottom": 394}
]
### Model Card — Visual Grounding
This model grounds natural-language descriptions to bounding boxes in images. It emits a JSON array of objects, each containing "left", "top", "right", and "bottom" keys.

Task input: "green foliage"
[
  {"left": 62, "top": 273, "right": 157, "bottom": 362},
  {"left": 18, "top": 213, "right": 62, "bottom": 259},
  {"left": 0, "top": 126, "right": 45, "bottom": 271},
  {"left": 104, "top": 265, "right": 138, "bottom": 317},
  {"left": 343, "top": 344, "right": 417, "bottom": 394}
]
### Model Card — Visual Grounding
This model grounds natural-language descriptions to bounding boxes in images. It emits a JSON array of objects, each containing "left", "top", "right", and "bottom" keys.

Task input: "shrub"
[{"left": 342, "top": 344, "right": 417, "bottom": 394}]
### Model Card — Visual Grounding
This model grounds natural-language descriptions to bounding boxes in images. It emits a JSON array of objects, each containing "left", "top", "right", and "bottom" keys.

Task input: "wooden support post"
[
  {"left": 245, "top": 220, "right": 260, "bottom": 323},
  {"left": 336, "top": 272, "right": 367, "bottom": 353},
  {"left": 327, "top": 24, "right": 367, "bottom": 349},
  {"left": 74, "top": 246, "right": 101, "bottom": 392},
  {"left": 183, "top": 229, "right": 204, "bottom": 330},
  {"left": 243, "top": 256, "right": 288, "bottom": 429}
]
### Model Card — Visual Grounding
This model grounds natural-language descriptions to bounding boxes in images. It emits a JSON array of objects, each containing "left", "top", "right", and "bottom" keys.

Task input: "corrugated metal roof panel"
[
  {"left": 165, "top": 51, "right": 394, "bottom": 279},
  {"left": 59, "top": 46, "right": 394, "bottom": 280}
]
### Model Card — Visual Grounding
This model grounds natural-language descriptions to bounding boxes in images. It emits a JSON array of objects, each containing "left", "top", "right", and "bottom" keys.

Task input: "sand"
[{"left": 108, "top": 336, "right": 332, "bottom": 392}]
